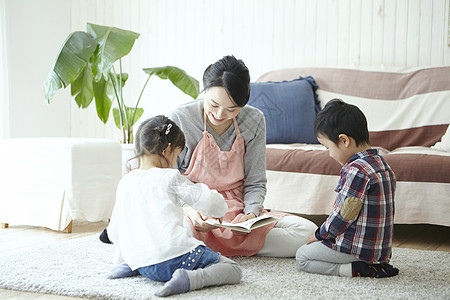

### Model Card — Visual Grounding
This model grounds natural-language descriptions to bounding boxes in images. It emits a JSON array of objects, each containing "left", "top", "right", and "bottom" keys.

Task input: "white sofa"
[
  {"left": 248, "top": 66, "right": 450, "bottom": 227},
  {"left": 0, "top": 138, "right": 122, "bottom": 231}
]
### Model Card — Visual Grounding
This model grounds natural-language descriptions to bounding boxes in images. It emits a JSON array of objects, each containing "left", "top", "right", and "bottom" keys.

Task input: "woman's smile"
[
  {"left": 211, "top": 113, "right": 225, "bottom": 122},
  {"left": 203, "top": 86, "right": 241, "bottom": 134}
]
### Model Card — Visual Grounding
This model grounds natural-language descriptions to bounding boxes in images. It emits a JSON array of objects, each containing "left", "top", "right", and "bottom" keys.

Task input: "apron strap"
[
  {"left": 232, "top": 118, "right": 241, "bottom": 136},
  {"left": 203, "top": 111, "right": 215, "bottom": 148},
  {"left": 203, "top": 109, "right": 207, "bottom": 132}
]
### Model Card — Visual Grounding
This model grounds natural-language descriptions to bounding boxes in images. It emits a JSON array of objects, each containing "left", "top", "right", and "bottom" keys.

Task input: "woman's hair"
[
  {"left": 202, "top": 55, "right": 251, "bottom": 107},
  {"left": 130, "top": 115, "right": 185, "bottom": 169},
  {"left": 313, "top": 98, "right": 370, "bottom": 146}
]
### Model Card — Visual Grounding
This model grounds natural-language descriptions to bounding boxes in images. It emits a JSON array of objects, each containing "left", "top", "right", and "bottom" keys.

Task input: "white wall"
[
  {"left": 0, "top": 0, "right": 8, "bottom": 138},
  {"left": 69, "top": 0, "right": 450, "bottom": 142},
  {"left": 2, "top": 0, "right": 72, "bottom": 139},
  {"left": 2, "top": 0, "right": 450, "bottom": 140}
]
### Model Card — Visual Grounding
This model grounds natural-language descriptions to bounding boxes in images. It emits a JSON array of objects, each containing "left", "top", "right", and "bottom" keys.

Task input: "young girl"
[{"left": 106, "top": 115, "right": 242, "bottom": 297}]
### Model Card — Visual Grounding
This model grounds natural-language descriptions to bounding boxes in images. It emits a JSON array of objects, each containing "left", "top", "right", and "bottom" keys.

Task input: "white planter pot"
[{"left": 121, "top": 144, "right": 138, "bottom": 176}]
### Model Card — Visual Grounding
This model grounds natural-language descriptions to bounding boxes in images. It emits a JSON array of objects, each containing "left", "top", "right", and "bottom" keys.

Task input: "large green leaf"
[
  {"left": 86, "top": 23, "right": 140, "bottom": 81},
  {"left": 113, "top": 106, "right": 144, "bottom": 130},
  {"left": 71, "top": 64, "right": 94, "bottom": 108},
  {"left": 142, "top": 66, "right": 200, "bottom": 99},
  {"left": 43, "top": 31, "right": 97, "bottom": 103},
  {"left": 93, "top": 76, "right": 115, "bottom": 123}
]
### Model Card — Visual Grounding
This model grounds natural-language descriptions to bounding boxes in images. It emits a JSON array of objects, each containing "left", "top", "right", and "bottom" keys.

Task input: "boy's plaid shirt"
[{"left": 315, "top": 149, "right": 396, "bottom": 263}]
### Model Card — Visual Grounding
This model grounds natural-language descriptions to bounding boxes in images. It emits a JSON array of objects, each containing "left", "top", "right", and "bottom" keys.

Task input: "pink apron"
[{"left": 184, "top": 114, "right": 278, "bottom": 257}]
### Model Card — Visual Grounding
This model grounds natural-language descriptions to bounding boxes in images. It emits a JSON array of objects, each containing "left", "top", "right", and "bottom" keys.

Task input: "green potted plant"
[{"left": 43, "top": 22, "right": 199, "bottom": 144}]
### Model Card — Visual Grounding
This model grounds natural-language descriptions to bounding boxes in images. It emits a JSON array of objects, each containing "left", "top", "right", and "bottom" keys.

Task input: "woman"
[{"left": 169, "top": 55, "right": 317, "bottom": 257}]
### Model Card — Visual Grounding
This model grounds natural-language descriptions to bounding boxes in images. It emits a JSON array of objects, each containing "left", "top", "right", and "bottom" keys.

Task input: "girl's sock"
[
  {"left": 107, "top": 263, "right": 139, "bottom": 279},
  {"left": 155, "top": 269, "right": 190, "bottom": 297}
]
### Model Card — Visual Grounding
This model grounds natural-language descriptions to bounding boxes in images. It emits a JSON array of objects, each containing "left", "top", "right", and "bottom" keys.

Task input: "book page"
[{"left": 205, "top": 215, "right": 279, "bottom": 233}]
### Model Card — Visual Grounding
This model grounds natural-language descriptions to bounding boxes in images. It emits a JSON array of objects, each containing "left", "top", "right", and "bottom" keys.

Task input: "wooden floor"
[{"left": 0, "top": 218, "right": 449, "bottom": 299}]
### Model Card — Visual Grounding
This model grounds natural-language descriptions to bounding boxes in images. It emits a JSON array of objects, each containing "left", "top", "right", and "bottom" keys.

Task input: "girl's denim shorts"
[{"left": 137, "top": 245, "right": 221, "bottom": 282}]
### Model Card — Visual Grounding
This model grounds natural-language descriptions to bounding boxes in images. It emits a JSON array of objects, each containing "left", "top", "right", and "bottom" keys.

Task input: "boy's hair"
[
  {"left": 202, "top": 55, "right": 250, "bottom": 107},
  {"left": 132, "top": 115, "right": 185, "bottom": 167},
  {"left": 313, "top": 98, "right": 370, "bottom": 146}
]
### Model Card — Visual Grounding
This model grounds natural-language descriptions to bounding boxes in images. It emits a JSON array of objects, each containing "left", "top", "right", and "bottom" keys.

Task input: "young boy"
[{"left": 296, "top": 99, "right": 399, "bottom": 278}]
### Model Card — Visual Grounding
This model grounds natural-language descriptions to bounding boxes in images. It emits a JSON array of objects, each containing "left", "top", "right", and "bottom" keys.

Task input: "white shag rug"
[{"left": 0, "top": 235, "right": 449, "bottom": 300}]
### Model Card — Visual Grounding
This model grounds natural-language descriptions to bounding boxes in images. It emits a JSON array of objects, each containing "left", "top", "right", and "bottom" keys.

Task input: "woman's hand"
[
  {"left": 232, "top": 213, "right": 257, "bottom": 236},
  {"left": 239, "top": 212, "right": 256, "bottom": 223},
  {"left": 183, "top": 206, "right": 217, "bottom": 232}
]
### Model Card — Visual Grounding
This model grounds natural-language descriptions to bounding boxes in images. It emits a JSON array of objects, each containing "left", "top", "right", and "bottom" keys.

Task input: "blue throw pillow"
[{"left": 248, "top": 76, "right": 321, "bottom": 144}]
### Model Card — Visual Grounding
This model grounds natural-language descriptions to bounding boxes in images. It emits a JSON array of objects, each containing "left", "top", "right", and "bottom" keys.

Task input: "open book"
[{"left": 205, "top": 214, "right": 279, "bottom": 233}]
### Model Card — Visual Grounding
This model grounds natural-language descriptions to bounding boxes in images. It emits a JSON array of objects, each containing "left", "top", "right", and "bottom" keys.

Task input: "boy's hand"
[{"left": 306, "top": 234, "right": 318, "bottom": 245}]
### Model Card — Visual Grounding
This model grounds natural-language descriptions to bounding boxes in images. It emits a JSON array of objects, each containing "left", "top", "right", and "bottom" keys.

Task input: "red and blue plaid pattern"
[{"left": 315, "top": 149, "right": 396, "bottom": 263}]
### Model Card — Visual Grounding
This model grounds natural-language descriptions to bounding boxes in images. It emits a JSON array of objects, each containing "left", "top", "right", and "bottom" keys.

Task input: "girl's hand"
[
  {"left": 183, "top": 206, "right": 216, "bottom": 232},
  {"left": 232, "top": 213, "right": 257, "bottom": 236}
]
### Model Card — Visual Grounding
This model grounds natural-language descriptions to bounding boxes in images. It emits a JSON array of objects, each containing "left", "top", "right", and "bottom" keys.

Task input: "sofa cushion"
[
  {"left": 431, "top": 125, "right": 450, "bottom": 152},
  {"left": 248, "top": 77, "right": 321, "bottom": 144},
  {"left": 256, "top": 67, "right": 450, "bottom": 150}
]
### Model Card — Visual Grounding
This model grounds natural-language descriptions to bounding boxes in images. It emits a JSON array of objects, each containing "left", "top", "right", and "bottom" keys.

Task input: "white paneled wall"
[
  {"left": 69, "top": 0, "right": 450, "bottom": 141},
  {"left": 2, "top": 0, "right": 73, "bottom": 139},
  {"left": 0, "top": 0, "right": 8, "bottom": 138}
]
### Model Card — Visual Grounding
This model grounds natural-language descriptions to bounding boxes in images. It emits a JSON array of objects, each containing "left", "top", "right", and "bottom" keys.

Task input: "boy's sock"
[
  {"left": 99, "top": 228, "right": 112, "bottom": 244},
  {"left": 107, "top": 263, "right": 140, "bottom": 279},
  {"left": 352, "top": 261, "right": 399, "bottom": 278},
  {"left": 338, "top": 263, "right": 353, "bottom": 277},
  {"left": 155, "top": 269, "right": 191, "bottom": 297}
]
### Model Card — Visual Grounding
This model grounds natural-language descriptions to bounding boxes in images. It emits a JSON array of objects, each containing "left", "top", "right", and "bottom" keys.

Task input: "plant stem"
[
  {"left": 109, "top": 72, "right": 126, "bottom": 143},
  {"left": 118, "top": 60, "right": 129, "bottom": 142},
  {"left": 130, "top": 74, "right": 151, "bottom": 131}
]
